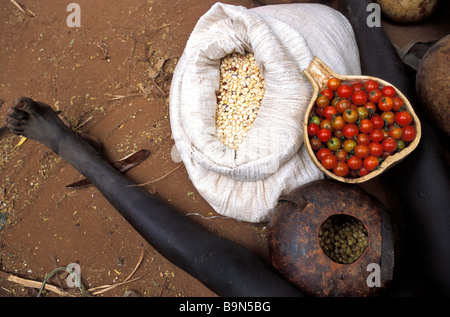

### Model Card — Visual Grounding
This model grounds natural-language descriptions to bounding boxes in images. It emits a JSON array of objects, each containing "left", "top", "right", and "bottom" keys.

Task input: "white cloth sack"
[{"left": 169, "top": 2, "right": 361, "bottom": 222}]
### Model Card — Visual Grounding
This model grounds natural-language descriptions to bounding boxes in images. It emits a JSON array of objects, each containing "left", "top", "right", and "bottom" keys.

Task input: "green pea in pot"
[{"left": 268, "top": 179, "right": 397, "bottom": 297}]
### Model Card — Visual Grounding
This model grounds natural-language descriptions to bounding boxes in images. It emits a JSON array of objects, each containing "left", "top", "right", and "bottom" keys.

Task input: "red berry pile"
[{"left": 307, "top": 77, "right": 417, "bottom": 178}]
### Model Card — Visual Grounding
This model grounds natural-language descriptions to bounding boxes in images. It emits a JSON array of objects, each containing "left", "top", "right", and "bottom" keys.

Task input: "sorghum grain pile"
[{"left": 215, "top": 52, "right": 265, "bottom": 149}]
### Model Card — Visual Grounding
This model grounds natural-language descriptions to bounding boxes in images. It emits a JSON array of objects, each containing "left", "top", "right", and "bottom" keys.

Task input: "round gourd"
[
  {"left": 268, "top": 179, "right": 396, "bottom": 297},
  {"left": 416, "top": 35, "right": 450, "bottom": 139},
  {"left": 375, "top": 0, "right": 439, "bottom": 23}
]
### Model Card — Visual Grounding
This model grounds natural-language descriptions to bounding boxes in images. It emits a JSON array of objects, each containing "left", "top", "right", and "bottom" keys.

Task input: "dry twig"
[
  {"left": 0, "top": 270, "right": 67, "bottom": 296},
  {"left": 150, "top": 78, "right": 168, "bottom": 97},
  {"left": 127, "top": 165, "right": 182, "bottom": 187},
  {"left": 10, "top": 0, "right": 36, "bottom": 17},
  {"left": 105, "top": 93, "right": 144, "bottom": 101},
  {"left": 0, "top": 248, "right": 147, "bottom": 296},
  {"left": 86, "top": 247, "right": 146, "bottom": 295}
]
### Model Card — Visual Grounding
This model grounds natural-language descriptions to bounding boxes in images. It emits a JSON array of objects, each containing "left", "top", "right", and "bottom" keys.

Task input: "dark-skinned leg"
[{"left": 5, "top": 97, "right": 303, "bottom": 297}]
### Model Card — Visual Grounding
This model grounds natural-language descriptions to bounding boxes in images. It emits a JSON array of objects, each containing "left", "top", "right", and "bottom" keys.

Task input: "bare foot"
[{"left": 5, "top": 97, "right": 74, "bottom": 153}]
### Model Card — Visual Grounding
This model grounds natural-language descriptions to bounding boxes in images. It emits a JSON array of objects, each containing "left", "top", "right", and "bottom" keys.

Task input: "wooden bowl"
[{"left": 303, "top": 57, "right": 421, "bottom": 183}]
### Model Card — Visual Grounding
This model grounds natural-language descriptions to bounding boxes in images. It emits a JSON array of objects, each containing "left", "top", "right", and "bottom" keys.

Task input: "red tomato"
[
  {"left": 308, "top": 123, "right": 320, "bottom": 136},
  {"left": 337, "top": 84, "right": 353, "bottom": 99},
  {"left": 316, "top": 95, "right": 330, "bottom": 108},
  {"left": 352, "top": 82, "right": 363, "bottom": 92},
  {"left": 369, "top": 129, "right": 384, "bottom": 143},
  {"left": 359, "top": 119, "right": 374, "bottom": 134},
  {"left": 395, "top": 111, "right": 413, "bottom": 126},
  {"left": 333, "top": 161, "right": 349, "bottom": 177},
  {"left": 334, "top": 129, "right": 344, "bottom": 138},
  {"left": 327, "top": 78, "right": 341, "bottom": 91},
  {"left": 336, "top": 149, "right": 348, "bottom": 161},
  {"left": 343, "top": 123, "right": 359, "bottom": 139},
  {"left": 363, "top": 79, "right": 379, "bottom": 92},
  {"left": 392, "top": 96, "right": 404, "bottom": 111},
  {"left": 371, "top": 115, "right": 385, "bottom": 129},
  {"left": 331, "top": 116, "right": 345, "bottom": 130},
  {"left": 321, "top": 88, "right": 334, "bottom": 100},
  {"left": 381, "top": 111, "right": 395, "bottom": 125},
  {"left": 317, "top": 128, "right": 332, "bottom": 142},
  {"left": 323, "top": 105, "right": 338, "bottom": 119},
  {"left": 389, "top": 127, "right": 403, "bottom": 140},
  {"left": 320, "top": 119, "right": 333, "bottom": 131},
  {"left": 356, "top": 133, "right": 371, "bottom": 146},
  {"left": 316, "top": 148, "right": 332, "bottom": 162},
  {"left": 368, "top": 89, "right": 383, "bottom": 104},
  {"left": 352, "top": 91, "right": 368, "bottom": 106},
  {"left": 378, "top": 97, "right": 394, "bottom": 112},
  {"left": 354, "top": 144, "right": 370, "bottom": 158},
  {"left": 331, "top": 97, "right": 341, "bottom": 107},
  {"left": 357, "top": 106, "right": 369, "bottom": 119},
  {"left": 382, "top": 86, "right": 396, "bottom": 98},
  {"left": 369, "top": 142, "right": 383, "bottom": 157},
  {"left": 358, "top": 167, "right": 369, "bottom": 177},
  {"left": 401, "top": 125, "right": 416, "bottom": 142},
  {"left": 364, "top": 102, "right": 377, "bottom": 114},
  {"left": 382, "top": 137, "right": 397, "bottom": 152},
  {"left": 364, "top": 156, "right": 379, "bottom": 171},
  {"left": 342, "top": 140, "right": 355, "bottom": 153},
  {"left": 315, "top": 107, "right": 324, "bottom": 117},
  {"left": 310, "top": 138, "right": 322, "bottom": 151},
  {"left": 347, "top": 156, "right": 363, "bottom": 170},
  {"left": 322, "top": 154, "right": 338, "bottom": 170},
  {"left": 336, "top": 99, "right": 351, "bottom": 114},
  {"left": 343, "top": 108, "right": 359, "bottom": 123}
]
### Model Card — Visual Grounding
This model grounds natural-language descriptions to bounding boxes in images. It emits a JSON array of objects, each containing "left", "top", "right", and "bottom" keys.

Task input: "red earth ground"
[{"left": 0, "top": 0, "right": 448, "bottom": 297}]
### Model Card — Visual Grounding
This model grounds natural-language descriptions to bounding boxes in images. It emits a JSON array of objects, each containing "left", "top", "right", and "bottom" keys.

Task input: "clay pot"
[
  {"left": 268, "top": 179, "right": 396, "bottom": 296},
  {"left": 375, "top": 0, "right": 439, "bottom": 23},
  {"left": 416, "top": 35, "right": 450, "bottom": 139}
]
